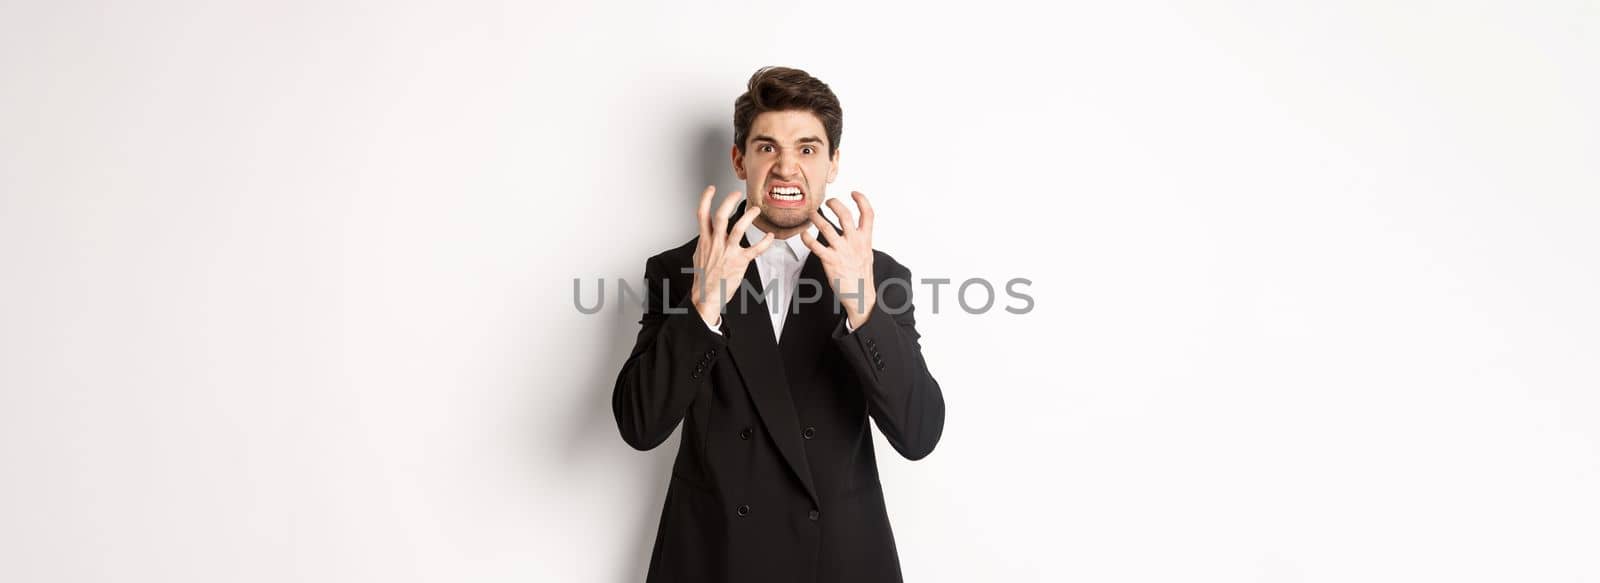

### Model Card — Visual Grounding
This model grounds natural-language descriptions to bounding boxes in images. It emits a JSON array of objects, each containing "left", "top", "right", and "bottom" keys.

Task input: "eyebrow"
[{"left": 752, "top": 134, "right": 827, "bottom": 146}]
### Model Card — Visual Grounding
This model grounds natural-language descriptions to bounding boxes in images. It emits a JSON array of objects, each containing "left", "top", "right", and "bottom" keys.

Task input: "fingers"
[
  {"left": 728, "top": 206, "right": 762, "bottom": 249},
  {"left": 711, "top": 191, "right": 743, "bottom": 247},
  {"left": 852, "top": 190, "right": 874, "bottom": 234},
  {"left": 748, "top": 231, "right": 776, "bottom": 256},
  {"left": 808, "top": 211, "right": 843, "bottom": 247},
  {"left": 826, "top": 198, "right": 857, "bottom": 235},
  {"left": 697, "top": 185, "right": 715, "bottom": 242},
  {"left": 799, "top": 229, "right": 828, "bottom": 255}
]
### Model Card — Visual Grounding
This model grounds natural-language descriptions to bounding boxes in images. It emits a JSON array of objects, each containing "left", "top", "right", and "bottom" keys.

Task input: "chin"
[{"left": 763, "top": 207, "right": 814, "bottom": 230}]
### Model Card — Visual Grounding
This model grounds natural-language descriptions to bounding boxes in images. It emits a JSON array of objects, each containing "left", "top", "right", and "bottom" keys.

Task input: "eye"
[
  {"left": 802, "top": 146, "right": 815, "bottom": 155},
  {"left": 759, "top": 144, "right": 775, "bottom": 153}
]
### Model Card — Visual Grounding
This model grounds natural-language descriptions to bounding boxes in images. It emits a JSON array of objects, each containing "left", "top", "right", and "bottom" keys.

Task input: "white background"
[{"left": 3, "top": 1, "right": 1597, "bottom": 581}]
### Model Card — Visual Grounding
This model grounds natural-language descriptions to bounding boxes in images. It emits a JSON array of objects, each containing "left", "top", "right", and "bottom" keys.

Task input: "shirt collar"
[{"left": 745, "top": 221, "right": 816, "bottom": 261}]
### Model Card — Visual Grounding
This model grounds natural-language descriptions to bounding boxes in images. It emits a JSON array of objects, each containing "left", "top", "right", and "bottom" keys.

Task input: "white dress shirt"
[{"left": 705, "top": 222, "right": 855, "bottom": 339}]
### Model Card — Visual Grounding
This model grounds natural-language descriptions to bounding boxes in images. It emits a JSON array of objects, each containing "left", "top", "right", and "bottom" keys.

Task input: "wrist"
[
  {"left": 846, "top": 293, "right": 875, "bottom": 328},
  {"left": 696, "top": 303, "right": 722, "bottom": 327}
]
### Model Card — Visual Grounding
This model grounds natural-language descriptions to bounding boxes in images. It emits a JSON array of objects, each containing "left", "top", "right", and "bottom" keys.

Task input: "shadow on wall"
[{"left": 552, "top": 120, "right": 739, "bottom": 583}]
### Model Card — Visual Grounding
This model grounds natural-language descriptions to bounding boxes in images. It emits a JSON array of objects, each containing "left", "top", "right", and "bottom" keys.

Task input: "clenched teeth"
[{"left": 770, "top": 185, "right": 803, "bottom": 201}]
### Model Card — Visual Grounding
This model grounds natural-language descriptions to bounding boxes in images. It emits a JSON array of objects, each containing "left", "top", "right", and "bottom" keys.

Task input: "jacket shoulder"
[
  {"left": 871, "top": 248, "right": 912, "bottom": 278},
  {"left": 643, "top": 237, "right": 701, "bottom": 273}
]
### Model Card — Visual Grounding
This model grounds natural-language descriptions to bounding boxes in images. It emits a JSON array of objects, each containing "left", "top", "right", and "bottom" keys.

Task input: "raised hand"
[
  {"left": 691, "top": 185, "right": 775, "bottom": 327},
  {"left": 801, "top": 191, "right": 877, "bottom": 329}
]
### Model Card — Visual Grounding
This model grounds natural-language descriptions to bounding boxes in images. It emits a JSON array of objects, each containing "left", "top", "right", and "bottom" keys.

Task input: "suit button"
[
  {"left": 739, "top": 427, "right": 752, "bottom": 440},
  {"left": 802, "top": 426, "right": 816, "bottom": 439},
  {"left": 705, "top": 349, "right": 716, "bottom": 358},
  {"left": 736, "top": 504, "right": 751, "bottom": 517},
  {"left": 808, "top": 510, "right": 820, "bottom": 521}
]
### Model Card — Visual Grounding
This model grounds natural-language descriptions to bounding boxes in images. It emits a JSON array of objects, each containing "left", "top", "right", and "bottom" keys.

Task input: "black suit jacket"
[{"left": 613, "top": 203, "right": 946, "bottom": 583}]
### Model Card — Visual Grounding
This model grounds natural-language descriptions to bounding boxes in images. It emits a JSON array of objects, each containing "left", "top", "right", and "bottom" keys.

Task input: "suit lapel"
[
  {"left": 777, "top": 251, "right": 835, "bottom": 352},
  {"left": 715, "top": 201, "right": 844, "bottom": 509},
  {"left": 720, "top": 266, "right": 818, "bottom": 507}
]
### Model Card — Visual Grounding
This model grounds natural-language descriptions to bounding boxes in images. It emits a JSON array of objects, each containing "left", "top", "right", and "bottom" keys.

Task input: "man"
[{"left": 612, "top": 66, "right": 946, "bottom": 583}]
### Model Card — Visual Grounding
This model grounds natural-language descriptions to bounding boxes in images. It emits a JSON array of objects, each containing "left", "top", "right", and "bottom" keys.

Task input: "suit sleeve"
[
  {"left": 612, "top": 254, "right": 727, "bottom": 451},
  {"left": 831, "top": 257, "right": 946, "bottom": 460}
]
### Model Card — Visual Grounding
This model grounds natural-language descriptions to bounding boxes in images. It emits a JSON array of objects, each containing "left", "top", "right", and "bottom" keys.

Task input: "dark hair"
[{"left": 733, "top": 66, "right": 843, "bottom": 156}]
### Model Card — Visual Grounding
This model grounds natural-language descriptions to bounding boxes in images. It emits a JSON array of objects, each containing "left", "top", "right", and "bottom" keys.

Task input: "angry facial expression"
[{"left": 732, "top": 110, "right": 840, "bottom": 237}]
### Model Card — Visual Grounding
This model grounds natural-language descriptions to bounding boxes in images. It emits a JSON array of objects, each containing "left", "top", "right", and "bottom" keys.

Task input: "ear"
[
  {"left": 826, "top": 148, "right": 841, "bottom": 183},
  {"left": 731, "top": 145, "right": 747, "bottom": 180}
]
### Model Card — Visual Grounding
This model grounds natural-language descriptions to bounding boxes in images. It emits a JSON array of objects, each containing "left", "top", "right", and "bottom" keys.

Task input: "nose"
[{"left": 773, "top": 149, "right": 801, "bottom": 178}]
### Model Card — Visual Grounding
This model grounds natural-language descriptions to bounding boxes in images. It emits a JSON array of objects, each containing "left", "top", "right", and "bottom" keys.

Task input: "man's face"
[{"left": 732, "top": 110, "right": 840, "bottom": 234}]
